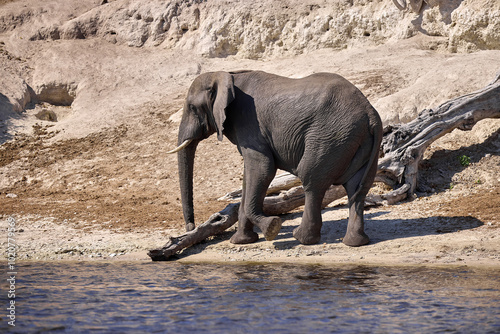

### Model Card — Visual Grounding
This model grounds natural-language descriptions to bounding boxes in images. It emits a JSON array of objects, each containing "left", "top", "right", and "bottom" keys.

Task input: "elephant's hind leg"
[{"left": 342, "top": 164, "right": 375, "bottom": 247}]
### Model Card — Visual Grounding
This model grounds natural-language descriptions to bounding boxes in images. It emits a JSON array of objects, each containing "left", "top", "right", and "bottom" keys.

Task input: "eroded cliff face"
[
  {"left": 14, "top": 0, "right": 500, "bottom": 58},
  {"left": 0, "top": 0, "right": 499, "bottom": 136}
]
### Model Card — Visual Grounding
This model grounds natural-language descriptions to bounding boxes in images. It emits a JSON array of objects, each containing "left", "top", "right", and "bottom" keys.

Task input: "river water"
[{"left": 2, "top": 261, "right": 499, "bottom": 333}]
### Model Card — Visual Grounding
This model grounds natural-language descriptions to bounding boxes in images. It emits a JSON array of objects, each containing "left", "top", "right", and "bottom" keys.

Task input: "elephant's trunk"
[{"left": 177, "top": 139, "right": 199, "bottom": 231}]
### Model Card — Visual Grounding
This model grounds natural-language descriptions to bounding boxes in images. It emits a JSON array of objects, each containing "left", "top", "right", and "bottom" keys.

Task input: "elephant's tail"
[{"left": 352, "top": 112, "right": 383, "bottom": 201}]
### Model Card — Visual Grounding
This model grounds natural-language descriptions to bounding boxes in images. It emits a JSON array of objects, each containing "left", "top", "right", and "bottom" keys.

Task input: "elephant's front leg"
[
  {"left": 230, "top": 180, "right": 259, "bottom": 244},
  {"left": 236, "top": 149, "right": 282, "bottom": 242}
]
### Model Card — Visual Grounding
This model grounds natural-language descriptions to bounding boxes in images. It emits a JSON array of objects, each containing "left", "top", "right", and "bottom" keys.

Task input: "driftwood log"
[
  {"left": 148, "top": 72, "right": 500, "bottom": 261},
  {"left": 149, "top": 203, "right": 240, "bottom": 261}
]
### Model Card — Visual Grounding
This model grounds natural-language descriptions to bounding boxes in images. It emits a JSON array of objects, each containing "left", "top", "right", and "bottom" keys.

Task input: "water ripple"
[{"left": 1, "top": 262, "right": 499, "bottom": 333}]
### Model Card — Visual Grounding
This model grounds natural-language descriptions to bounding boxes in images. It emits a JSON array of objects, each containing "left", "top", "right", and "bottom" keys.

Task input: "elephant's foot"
[
  {"left": 185, "top": 223, "right": 195, "bottom": 232},
  {"left": 230, "top": 229, "right": 259, "bottom": 244},
  {"left": 293, "top": 226, "right": 321, "bottom": 245},
  {"left": 254, "top": 216, "right": 282, "bottom": 241},
  {"left": 342, "top": 231, "right": 369, "bottom": 247}
]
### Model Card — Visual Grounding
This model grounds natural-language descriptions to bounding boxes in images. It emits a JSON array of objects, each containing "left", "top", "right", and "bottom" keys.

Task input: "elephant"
[{"left": 168, "top": 70, "right": 383, "bottom": 246}]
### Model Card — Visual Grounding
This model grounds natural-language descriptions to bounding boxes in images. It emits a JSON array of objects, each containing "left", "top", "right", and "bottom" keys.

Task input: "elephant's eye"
[{"left": 189, "top": 104, "right": 202, "bottom": 121}]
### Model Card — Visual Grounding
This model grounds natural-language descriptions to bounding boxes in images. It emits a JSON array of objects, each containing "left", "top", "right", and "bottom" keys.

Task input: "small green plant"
[{"left": 459, "top": 154, "right": 471, "bottom": 167}]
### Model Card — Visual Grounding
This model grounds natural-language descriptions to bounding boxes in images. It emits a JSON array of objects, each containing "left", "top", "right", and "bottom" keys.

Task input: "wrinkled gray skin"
[{"left": 175, "top": 70, "right": 382, "bottom": 246}]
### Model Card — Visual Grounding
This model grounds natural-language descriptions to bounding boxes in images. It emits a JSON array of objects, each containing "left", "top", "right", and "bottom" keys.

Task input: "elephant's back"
[{"left": 230, "top": 70, "right": 380, "bottom": 178}]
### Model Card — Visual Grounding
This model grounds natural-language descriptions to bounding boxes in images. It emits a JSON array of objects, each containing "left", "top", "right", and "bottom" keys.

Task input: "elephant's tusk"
[{"left": 166, "top": 139, "right": 193, "bottom": 154}]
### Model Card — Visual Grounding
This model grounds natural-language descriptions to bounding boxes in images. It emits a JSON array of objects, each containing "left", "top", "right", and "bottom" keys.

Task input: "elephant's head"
[{"left": 167, "top": 72, "right": 235, "bottom": 231}]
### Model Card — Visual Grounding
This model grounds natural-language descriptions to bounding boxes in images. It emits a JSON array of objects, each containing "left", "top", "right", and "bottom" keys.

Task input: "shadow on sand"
[
  {"left": 272, "top": 210, "right": 484, "bottom": 249},
  {"left": 176, "top": 209, "right": 484, "bottom": 258},
  {"left": 0, "top": 92, "right": 26, "bottom": 145}
]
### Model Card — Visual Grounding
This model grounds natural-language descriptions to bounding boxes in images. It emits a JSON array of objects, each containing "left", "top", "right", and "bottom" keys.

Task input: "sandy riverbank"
[{"left": 3, "top": 183, "right": 499, "bottom": 268}]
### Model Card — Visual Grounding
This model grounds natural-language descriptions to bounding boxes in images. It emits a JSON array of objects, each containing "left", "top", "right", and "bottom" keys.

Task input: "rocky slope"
[{"left": 1, "top": 0, "right": 500, "bottom": 136}]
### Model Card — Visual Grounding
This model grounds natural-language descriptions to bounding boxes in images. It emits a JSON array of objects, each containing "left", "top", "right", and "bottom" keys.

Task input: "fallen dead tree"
[
  {"left": 378, "top": 71, "right": 500, "bottom": 195},
  {"left": 148, "top": 72, "right": 500, "bottom": 261}
]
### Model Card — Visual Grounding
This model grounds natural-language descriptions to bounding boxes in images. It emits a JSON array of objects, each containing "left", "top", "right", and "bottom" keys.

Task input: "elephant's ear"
[{"left": 212, "top": 72, "right": 235, "bottom": 141}]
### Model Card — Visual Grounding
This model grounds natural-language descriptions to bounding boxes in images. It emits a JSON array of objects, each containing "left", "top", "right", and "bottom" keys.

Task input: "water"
[{"left": 2, "top": 262, "right": 499, "bottom": 333}]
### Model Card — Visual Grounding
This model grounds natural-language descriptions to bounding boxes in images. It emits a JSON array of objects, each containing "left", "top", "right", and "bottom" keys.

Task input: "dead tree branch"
[
  {"left": 218, "top": 172, "right": 302, "bottom": 202},
  {"left": 148, "top": 203, "right": 240, "bottom": 261},
  {"left": 378, "top": 71, "right": 500, "bottom": 195}
]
